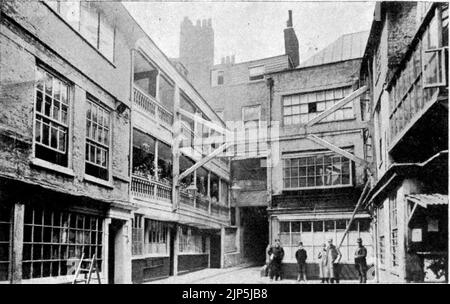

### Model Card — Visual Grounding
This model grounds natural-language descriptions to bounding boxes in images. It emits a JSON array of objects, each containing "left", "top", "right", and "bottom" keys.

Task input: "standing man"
[
  {"left": 268, "top": 239, "right": 284, "bottom": 281},
  {"left": 354, "top": 237, "right": 368, "bottom": 283},
  {"left": 325, "top": 238, "right": 341, "bottom": 283},
  {"left": 295, "top": 242, "right": 307, "bottom": 282}
]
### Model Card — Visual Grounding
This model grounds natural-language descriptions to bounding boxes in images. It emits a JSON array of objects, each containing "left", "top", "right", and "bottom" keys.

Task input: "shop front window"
[
  {"left": 0, "top": 204, "right": 12, "bottom": 282},
  {"left": 22, "top": 207, "right": 103, "bottom": 280}
]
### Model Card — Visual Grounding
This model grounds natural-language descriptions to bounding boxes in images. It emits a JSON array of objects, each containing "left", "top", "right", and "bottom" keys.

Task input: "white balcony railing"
[
  {"left": 133, "top": 86, "right": 173, "bottom": 129},
  {"left": 131, "top": 175, "right": 171, "bottom": 202}
]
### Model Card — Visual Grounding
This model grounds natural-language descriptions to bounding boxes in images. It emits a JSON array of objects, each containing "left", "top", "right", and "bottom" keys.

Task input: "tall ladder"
[{"left": 72, "top": 253, "right": 102, "bottom": 284}]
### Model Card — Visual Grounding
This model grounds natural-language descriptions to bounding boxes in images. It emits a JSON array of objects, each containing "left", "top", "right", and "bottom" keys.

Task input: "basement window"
[{"left": 22, "top": 207, "right": 103, "bottom": 280}]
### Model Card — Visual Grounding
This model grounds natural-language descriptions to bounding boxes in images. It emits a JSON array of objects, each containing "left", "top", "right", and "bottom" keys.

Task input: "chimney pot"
[
  {"left": 196, "top": 20, "right": 201, "bottom": 27},
  {"left": 231, "top": 55, "right": 235, "bottom": 64},
  {"left": 221, "top": 57, "right": 225, "bottom": 64},
  {"left": 287, "top": 10, "right": 293, "bottom": 27}
]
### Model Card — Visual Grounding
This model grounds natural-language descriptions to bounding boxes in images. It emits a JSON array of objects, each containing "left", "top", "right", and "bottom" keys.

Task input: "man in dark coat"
[
  {"left": 268, "top": 239, "right": 284, "bottom": 281},
  {"left": 354, "top": 237, "right": 368, "bottom": 283},
  {"left": 295, "top": 242, "right": 308, "bottom": 282}
]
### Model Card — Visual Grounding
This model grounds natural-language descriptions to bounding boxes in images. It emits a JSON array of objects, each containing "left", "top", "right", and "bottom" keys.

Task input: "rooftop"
[{"left": 299, "top": 31, "right": 370, "bottom": 68}]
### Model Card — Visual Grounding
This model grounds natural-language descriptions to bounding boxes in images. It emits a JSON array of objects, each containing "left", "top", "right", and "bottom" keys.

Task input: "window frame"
[
  {"left": 32, "top": 64, "right": 73, "bottom": 171},
  {"left": 389, "top": 194, "right": 399, "bottom": 268},
  {"left": 248, "top": 65, "right": 265, "bottom": 82},
  {"left": 282, "top": 86, "right": 355, "bottom": 126},
  {"left": 45, "top": 1, "right": 115, "bottom": 63},
  {"left": 84, "top": 96, "right": 112, "bottom": 183},
  {"left": 282, "top": 150, "right": 353, "bottom": 190}
]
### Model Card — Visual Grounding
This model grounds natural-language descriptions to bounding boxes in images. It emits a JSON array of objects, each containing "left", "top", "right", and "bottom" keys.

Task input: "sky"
[{"left": 124, "top": 1, "right": 376, "bottom": 64}]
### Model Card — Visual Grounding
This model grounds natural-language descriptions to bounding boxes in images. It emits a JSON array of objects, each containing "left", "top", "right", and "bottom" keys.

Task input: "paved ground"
[{"left": 147, "top": 265, "right": 363, "bottom": 284}]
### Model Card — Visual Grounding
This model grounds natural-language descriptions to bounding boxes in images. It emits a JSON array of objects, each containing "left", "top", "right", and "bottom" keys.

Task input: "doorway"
[
  {"left": 210, "top": 232, "right": 221, "bottom": 268},
  {"left": 169, "top": 226, "right": 176, "bottom": 276},
  {"left": 242, "top": 207, "right": 268, "bottom": 265},
  {"left": 108, "top": 219, "right": 124, "bottom": 284}
]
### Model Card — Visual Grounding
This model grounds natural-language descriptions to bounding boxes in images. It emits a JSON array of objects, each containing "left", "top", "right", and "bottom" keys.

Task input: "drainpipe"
[{"left": 266, "top": 77, "right": 274, "bottom": 242}]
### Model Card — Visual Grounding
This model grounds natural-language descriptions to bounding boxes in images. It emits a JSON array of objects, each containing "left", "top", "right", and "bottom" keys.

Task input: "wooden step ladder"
[{"left": 72, "top": 253, "right": 102, "bottom": 284}]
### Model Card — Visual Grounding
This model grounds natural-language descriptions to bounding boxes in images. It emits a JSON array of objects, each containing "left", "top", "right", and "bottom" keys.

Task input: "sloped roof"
[
  {"left": 300, "top": 31, "right": 369, "bottom": 68},
  {"left": 406, "top": 194, "right": 449, "bottom": 208}
]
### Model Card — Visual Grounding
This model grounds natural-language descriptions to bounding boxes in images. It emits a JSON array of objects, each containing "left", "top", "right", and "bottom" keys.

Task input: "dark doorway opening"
[
  {"left": 108, "top": 219, "right": 122, "bottom": 284},
  {"left": 241, "top": 207, "right": 268, "bottom": 265},
  {"left": 169, "top": 226, "right": 176, "bottom": 276},
  {"left": 210, "top": 232, "right": 221, "bottom": 268}
]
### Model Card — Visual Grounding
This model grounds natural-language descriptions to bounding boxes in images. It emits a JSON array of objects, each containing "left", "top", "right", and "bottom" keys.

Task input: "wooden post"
[
  {"left": 11, "top": 203, "right": 24, "bottom": 283},
  {"left": 193, "top": 169, "right": 197, "bottom": 208},
  {"left": 220, "top": 226, "right": 226, "bottom": 268},
  {"left": 172, "top": 86, "right": 181, "bottom": 211},
  {"left": 207, "top": 171, "right": 211, "bottom": 214},
  {"left": 173, "top": 225, "right": 179, "bottom": 276}
]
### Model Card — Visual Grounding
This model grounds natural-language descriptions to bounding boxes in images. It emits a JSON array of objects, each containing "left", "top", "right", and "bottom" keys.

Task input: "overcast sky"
[{"left": 124, "top": 1, "right": 376, "bottom": 64}]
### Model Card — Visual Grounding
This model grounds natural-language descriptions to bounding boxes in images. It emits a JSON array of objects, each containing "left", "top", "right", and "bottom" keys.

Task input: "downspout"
[{"left": 266, "top": 77, "right": 274, "bottom": 242}]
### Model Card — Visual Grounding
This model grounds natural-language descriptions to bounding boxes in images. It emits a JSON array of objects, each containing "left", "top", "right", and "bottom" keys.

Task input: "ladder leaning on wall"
[{"left": 72, "top": 253, "right": 102, "bottom": 284}]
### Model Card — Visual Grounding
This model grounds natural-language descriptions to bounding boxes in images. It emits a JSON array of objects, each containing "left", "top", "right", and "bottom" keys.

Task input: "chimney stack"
[
  {"left": 287, "top": 10, "right": 293, "bottom": 27},
  {"left": 284, "top": 10, "right": 299, "bottom": 67}
]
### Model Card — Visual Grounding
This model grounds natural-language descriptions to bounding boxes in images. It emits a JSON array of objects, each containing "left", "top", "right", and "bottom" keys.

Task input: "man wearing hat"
[
  {"left": 295, "top": 242, "right": 308, "bottom": 282},
  {"left": 354, "top": 237, "right": 368, "bottom": 283},
  {"left": 267, "top": 239, "right": 284, "bottom": 281}
]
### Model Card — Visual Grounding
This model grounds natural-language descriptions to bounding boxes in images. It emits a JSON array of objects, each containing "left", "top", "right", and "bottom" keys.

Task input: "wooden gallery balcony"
[
  {"left": 133, "top": 86, "right": 173, "bottom": 130},
  {"left": 131, "top": 176, "right": 229, "bottom": 221}
]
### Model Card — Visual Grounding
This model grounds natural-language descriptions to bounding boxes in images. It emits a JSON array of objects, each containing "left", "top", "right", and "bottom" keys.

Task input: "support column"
[
  {"left": 103, "top": 218, "right": 112, "bottom": 284},
  {"left": 220, "top": 226, "right": 226, "bottom": 268},
  {"left": 172, "top": 86, "right": 181, "bottom": 211},
  {"left": 11, "top": 203, "right": 24, "bottom": 284},
  {"left": 173, "top": 225, "right": 179, "bottom": 276},
  {"left": 207, "top": 171, "right": 211, "bottom": 214}
]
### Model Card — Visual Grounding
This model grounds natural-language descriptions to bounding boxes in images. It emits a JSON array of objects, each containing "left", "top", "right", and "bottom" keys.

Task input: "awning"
[
  {"left": 406, "top": 194, "right": 448, "bottom": 208},
  {"left": 406, "top": 193, "right": 448, "bottom": 223}
]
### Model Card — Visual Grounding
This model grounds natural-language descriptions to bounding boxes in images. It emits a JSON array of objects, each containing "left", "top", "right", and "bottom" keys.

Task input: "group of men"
[{"left": 266, "top": 238, "right": 368, "bottom": 283}]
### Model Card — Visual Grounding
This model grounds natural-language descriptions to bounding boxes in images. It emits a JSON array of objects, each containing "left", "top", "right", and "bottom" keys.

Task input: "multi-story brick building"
[
  {"left": 360, "top": 1, "right": 448, "bottom": 283},
  {"left": 0, "top": 1, "right": 232, "bottom": 284},
  {"left": 177, "top": 11, "right": 297, "bottom": 266},
  {"left": 0, "top": 1, "right": 133, "bottom": 283},
  {"left": 265, "top": 30, "right": 374, "bottom": 280}
]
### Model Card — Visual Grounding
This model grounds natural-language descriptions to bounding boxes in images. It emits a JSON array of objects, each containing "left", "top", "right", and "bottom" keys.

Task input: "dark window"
[
  {"left": 308, "top": 102, "right": 317, "bottom": 113},
  {"left": 85, "top": 98, "right": 110, "bottom": 180},
  {"left": 217, "top": 71, "right": 224, "bottom": 85}
]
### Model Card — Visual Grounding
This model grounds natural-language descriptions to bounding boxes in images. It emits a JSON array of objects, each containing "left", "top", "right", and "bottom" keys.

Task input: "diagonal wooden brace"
[
  {"left": 178, "top": 142, "right": 232, "bottom": 182},
  {"left": 306, "top": 86, "right": 367, "bottom": 127},
  {"left": 177, "top": 108, "right": 232, "bottom": 137},
  {"left": 307, "top": 134, "right": 369, "bottom": 166}
]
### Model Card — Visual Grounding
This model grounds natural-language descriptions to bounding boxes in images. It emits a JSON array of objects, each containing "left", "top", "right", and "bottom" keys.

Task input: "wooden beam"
[
  {"left": 306, "top": 86, "right": 367, "bottom": 127},
  {"left": 337, "top": 181, "right": 371, "bottom": 250},
  {"left": 178, "top": 108, "right": 231, "bottom": 136},
  {"left": 408, "top": 202, "right": 420, "bottom": 224},
  {"left": 307, "top": 134, "right": 369, "bottom": 166},
  {"left": 11, "top": 203, "right": 24, "bottom": 283},
  {"left": 178, "top": 142, "right": 232, "bottom": 182}
]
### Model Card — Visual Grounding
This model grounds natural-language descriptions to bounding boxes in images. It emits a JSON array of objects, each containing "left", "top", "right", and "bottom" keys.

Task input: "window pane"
[
  {"left": 80, "top": 3, "right": 99, "bottom": 47},
  {"left": 99, "top": 14, "right": 114, "bottom": 61}
]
